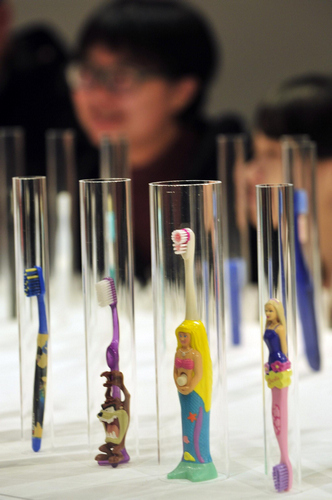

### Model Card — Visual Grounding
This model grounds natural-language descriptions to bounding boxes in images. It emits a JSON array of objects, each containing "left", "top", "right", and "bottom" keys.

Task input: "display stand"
[
  {"left": 256, "top": 183, "right": 301, "bottom": 493},
  {"left": 99, "top": 135, "right": 129, "bottom": 178},
  {"left": 46, "top": 129, "right": 77, "bottom": 285},
  {"left": 12, "top": 176, "right": 52, "bottom": 453},
  {"left": 218, "top": 134, "right": 251, "bottom": 345},
  {"left": 0, "top": 128, "right": 25, "bottom": 319},
  {"left": 282, "top": 137, "right": 322, "bottom": 371},
  {"left": 79, "top": 178, "right": 137, "bottom": 463},
  {"left": 149, "top": 180, "right": 227, "bottom": 481}
]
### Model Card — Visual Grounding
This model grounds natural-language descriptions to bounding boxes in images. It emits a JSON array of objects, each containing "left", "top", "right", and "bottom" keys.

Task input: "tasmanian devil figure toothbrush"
[
  {"left": 264, "top": 298, "right": 292, "bottom": 492},
  {"left": 168, "top": 228, "right": 217, "bottom": 482},
  {"left": 94, "top": 277, "right": 130, "bottom": 466}
]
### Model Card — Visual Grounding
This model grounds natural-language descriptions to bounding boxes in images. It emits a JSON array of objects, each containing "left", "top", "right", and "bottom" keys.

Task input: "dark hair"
[
  {"left": 255, "top": 73, "right": 332, "bottom": 159},
  {"left": 75, "top": 0, "right": 219, "bottom": 121}
]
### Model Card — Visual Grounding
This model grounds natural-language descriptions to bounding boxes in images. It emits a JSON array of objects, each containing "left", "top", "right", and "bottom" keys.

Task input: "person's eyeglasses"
[{"left": 66, "top": 61, "right": 159, "bottom": 93}]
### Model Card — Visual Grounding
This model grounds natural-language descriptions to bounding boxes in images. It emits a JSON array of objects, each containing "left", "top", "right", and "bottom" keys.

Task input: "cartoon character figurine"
[
  {"left": 264, "top": 298, "right": 292, "bottom": 492},
  {"left": 95, "top": 370, "right": 130, "bottom": 466}
]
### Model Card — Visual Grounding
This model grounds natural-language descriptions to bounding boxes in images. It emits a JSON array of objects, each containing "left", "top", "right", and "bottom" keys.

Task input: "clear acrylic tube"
[
  {"left": 46, "top": 129, "right": 78, "bottom": 283},
  {"left": 46, "top": 129, "right": 85, "bottom": 446},
  {"left": 282, "top": 137, "right": 322, "bottom": 371},
  {"left": 256, "top": 183, "right": 300, "bottom": 492},
  {"left": 149, "top": 180, "right": 227, "bottom": 480},
  {"left": 218, "top": 134, "right": 250, "bottom": 345},
  {"left": 12, "top": 176, "right": 52, "bottom": 452},
  {"left": 99, "top": 135, "right": 129, "bottom": 178},
  {"left": 79, "top": 178, "right": 137, "bottom": 463},
  {"left": 0, "top": 128, "right": 25, "bottom": 319}
]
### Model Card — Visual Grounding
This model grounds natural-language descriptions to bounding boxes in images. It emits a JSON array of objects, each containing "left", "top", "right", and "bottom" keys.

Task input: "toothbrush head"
[
  {"left": 24, "top": 266, "right": 45, "bottom": 297},
  {"left": 96, "top": 277, "right": 117, "bottom": 307},
  {"left": 273, "top": 463, "right": 290, "bottom": 492},
  {"left": 171, "top": 228, "right": 195, "bottom": 260}
]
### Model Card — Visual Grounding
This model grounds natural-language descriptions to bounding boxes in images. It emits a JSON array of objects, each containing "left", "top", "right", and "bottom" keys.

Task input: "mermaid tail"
[{"left": 168, "top": 390, "right": 217, "bottom": 482}]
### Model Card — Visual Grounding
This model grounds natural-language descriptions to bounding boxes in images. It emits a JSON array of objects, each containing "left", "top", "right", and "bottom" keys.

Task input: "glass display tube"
[
  {"left": 99, "top": 135, "right": 129, "bottom": 178},
  {"left": 79, "top": 178, "right": 137, "bottom": 462},
  {"left": 12, "top": 176, "right": 52, "bottom": 452},
  {"left": 218, "top": 134, "right": 250, "bottom": 345},
  {"left": 149, "top": 180, "right": 227, "bottom": 480},
  {"left": 282, "top": 137, "right": 322, "bottom": 371},
  {"left": 256, "top": 183, "right": 301, "bottom": 493},
  {"left": 46, "top": 129, "right": 78, "bottom": 283},
  {"left": 0, "top": 128, "right": 25, "bottom": 319}
]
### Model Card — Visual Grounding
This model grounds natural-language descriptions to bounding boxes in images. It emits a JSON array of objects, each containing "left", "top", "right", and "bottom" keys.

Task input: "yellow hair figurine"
[
  {"left": 264, "top": 298, "right": 292, "bottom": 492},
  {"left": 168, "top": 228, "right": 217, "bottom": 482}
]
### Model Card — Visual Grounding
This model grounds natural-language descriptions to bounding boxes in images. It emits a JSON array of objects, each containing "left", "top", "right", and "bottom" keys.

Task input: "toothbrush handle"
[
  {"left": 229, "top": 258, "right": 244, "bottom": 345},
  {"left": 32, "top": 332, "right": 48, "bottom": 452},
  {"left": 111, "top": 305, "right": 120, "bottom": 398}
]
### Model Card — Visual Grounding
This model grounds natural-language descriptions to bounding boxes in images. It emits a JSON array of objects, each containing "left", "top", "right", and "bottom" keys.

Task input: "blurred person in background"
[
  {"left": 0, "top": 0, "right": 77, "bottom": 175},
  {"left": 247, "top": 74, "right": 332, "bottom": 293},
  {"left": 67, "top": 0, "right": 245, "bottom": 282}
]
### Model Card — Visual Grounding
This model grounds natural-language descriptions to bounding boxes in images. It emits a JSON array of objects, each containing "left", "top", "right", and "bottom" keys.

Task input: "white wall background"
[{"left": 12, "top": 0, "right": 332, "bottom": 126}]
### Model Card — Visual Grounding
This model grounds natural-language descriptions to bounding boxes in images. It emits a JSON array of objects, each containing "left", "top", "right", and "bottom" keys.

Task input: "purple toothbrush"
[
  {"left": 94, "top": 277, "right": 130, "bottom": 466},
  {"left": 96, "top": 277, "right": 120, "bottom": 398}
]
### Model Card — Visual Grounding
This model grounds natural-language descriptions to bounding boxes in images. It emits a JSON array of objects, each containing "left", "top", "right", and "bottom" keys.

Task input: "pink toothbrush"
[{"left": 264, "top": 298, "right": 293, "bottom": 492}]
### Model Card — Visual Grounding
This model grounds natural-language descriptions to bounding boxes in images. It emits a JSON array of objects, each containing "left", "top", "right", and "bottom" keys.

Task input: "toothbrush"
[
  {"left": 294, "top": 189, "right": 320, "bottom": 371},
  {"left": 227, "top": 257, "right": 246, "bottom": 345},
  {"left": 95, "top": 277, "right": 130, "bottom": 465},
  {"left": 95, "top": 277, "right": 120, "bottom": 398},
  {"left": 24, "top": 266, "right": 48, "bottom": 452},
  {"left": 168, "top": 228, "right": 217, "bottom": 482},
  {"left": 264, "top": 298, "right": 292, "bottom": 492}
]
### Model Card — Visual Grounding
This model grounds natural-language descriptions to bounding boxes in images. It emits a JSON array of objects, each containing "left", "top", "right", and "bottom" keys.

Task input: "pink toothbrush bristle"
[{"left": 171, "top": 229, "right": 190, "bottom": 254}]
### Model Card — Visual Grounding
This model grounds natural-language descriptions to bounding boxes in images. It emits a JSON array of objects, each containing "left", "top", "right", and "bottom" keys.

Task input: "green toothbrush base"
[{"left": 167, "top": 460, "right": 218, "bottom": 482}]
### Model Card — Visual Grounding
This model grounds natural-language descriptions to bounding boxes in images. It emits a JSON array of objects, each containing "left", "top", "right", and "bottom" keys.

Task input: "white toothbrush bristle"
[
  {"left": 171, "top": 229, "right": 190, "bottom": 254},
  {"left": 95, "top": 278, "right": 117, "bottom": 307}
]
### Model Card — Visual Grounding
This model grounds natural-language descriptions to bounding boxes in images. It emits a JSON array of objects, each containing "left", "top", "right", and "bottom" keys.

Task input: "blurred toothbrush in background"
[{"left": 294, "top": 189, "right": 320, "bottom": 371}]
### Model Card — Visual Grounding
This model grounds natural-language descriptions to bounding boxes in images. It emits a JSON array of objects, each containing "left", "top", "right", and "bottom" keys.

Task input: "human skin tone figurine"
[
  {"left": 264, "top": 301, "right": 287, "bottom": 355},
  {"left": 263, "top": 299, "right": 292, "bottom": 492},
  {"left": 174, "top": 331, "right": 203, "bottom": 394}
]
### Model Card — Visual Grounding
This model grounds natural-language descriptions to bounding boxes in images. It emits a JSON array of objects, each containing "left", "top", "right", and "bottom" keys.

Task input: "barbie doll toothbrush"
[
  {"left": 264, "top": 298, "right": 292, "bottom": 492},
  {"left": 94, "top": 277, "right": 130, "bottom": 465},
  {"left": 24, "top": 266, "right": 48, "bottom": 452},
  {"left": 168, "top": 227, "right": 217, "bottom": 482}
]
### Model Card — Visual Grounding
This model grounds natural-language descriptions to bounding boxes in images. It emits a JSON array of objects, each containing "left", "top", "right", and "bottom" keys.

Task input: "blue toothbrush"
[
  {"left": 228, "top": 258, "right": 246, "bottom": 345},
  {"left": 24, "top": 266, "right": 48, "bottom": 452},
  {"left": 294, "top": 189, "right": 320, "bottom": 371}
]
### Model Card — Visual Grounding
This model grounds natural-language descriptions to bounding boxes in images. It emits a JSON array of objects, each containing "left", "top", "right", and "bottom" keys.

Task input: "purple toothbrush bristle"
[{"left": 273, "top": 463, "right": 289, "bottom": 492}]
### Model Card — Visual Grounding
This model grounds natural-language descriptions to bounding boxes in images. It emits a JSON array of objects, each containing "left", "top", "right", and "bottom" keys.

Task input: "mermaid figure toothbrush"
[
  {"left": 24, "top": 266, "right": 48, "bottom": 452},
  {"left": 94, "top": 277, "right": 130, "bottom": 466},
  {"left": 168, "top": 228, "right": 217, "bottom": 482},
  {"left": 264, "top": 298, "right": 292, "bottom": 492}
]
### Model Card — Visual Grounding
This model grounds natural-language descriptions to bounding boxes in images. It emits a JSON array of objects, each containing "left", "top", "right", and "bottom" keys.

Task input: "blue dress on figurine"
[{"left": 264, "top": 324, "right": 289, "bottom": 370}]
